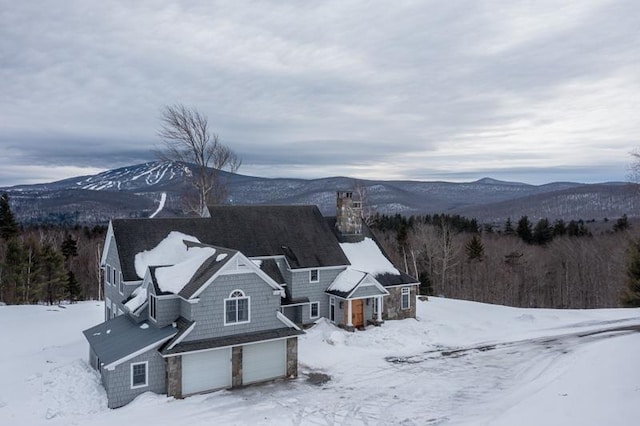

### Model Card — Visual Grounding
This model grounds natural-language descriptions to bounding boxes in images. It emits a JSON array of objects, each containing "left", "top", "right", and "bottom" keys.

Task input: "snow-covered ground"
[{"left": 1, "top": 298, "right": 639, "bottom": 425}]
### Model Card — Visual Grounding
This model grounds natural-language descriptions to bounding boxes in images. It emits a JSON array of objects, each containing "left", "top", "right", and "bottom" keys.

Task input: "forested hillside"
[
  {"left": 371, "top": 213, "right": 638, "bottom": 309},
  {"left": 1, "top": 191, "right": 638, "bottom": 309}
]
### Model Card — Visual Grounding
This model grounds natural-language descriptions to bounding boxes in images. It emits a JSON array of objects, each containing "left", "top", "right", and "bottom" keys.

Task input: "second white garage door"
[
  {"left": 242, "top": 339, "right": 286, "bottom": 385},
  {"left": 182, "top": 348, "right": 232, "bottom": 395}
]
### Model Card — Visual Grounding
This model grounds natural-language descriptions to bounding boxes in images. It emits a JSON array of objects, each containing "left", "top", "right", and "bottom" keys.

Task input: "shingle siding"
[
  {"left": 148, "top": 284, "right": 180, "bottom": 328},
  {"left": 103, "top": 349, "right": 166, "bottom": 409},
  {"left": 104, "top": 235, "right": 141, "bottom": 317},
  {"left": 290, "top": 267, "right": 345, "bottom": 324},
  {"left": 180, "top": 299, "right": 193, "bottom": 321},
  {"left": 182, "top": 272, "right": 283, "bottom": 342},
  {"left": 351, "top": 285, "right": 384, "bottom": 299}
]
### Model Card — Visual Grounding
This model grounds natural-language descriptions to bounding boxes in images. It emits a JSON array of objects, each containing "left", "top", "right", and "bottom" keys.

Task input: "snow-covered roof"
[
  {"left": 327, "top": 268, "right": 389, "bottom": 299},
  {"left": 154, "top": 246, "right": 217, "bottom": 295},
  {"left": 134, "top": 231, "right": 201, "bottom": 279},
  {"left": 339, "top": 238, "right": 400, "bottom": 276},
  {"left": 328, "top": 268, "right": 367, "bottom": 293},
  {"left": 124, "top": 285, "right": 147, "bottom": 313}
]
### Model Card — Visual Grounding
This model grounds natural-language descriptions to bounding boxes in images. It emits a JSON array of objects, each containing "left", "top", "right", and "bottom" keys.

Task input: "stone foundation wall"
[
  {"left": 166, "top": 355, "right": 182, "bottom": 399},
  {"left": 384, "top": 285, "right": 417, "bottom": 320},
  {"left": 286, "top": 338, "right": 298, "bottom": 378},
  {"left": 232, "top": 346, "right": 243, "bottom": 387}
]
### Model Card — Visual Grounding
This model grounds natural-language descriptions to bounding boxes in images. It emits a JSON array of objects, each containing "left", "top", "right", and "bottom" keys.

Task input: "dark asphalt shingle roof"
[
  {"left": 161, "top": 327, "right": 304, "bottom": 356},
  {"left": 83, "top": 315, "right": 176, "bottom": 367},
  {"left": 259, "top": 259, "right": 286, "bottom": 284},
  {"left": 113, "top": 205, "right": 350, "bottom": 281}
]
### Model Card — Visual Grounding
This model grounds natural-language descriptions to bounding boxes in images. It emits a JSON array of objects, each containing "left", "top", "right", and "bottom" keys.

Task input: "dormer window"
[
  {"left": 309, "top": 269, "right": 319, "bottom": 283},
  {"left": 224, "top": 290, "right": 250, "bottom": 325}
]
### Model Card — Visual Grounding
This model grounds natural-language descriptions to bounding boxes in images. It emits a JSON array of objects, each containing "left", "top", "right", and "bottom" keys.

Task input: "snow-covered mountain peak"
[{"left": 74, "top": 161, "right": 191, "bottom": 191}]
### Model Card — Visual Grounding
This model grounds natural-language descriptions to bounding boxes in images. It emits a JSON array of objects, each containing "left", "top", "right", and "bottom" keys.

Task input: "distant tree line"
[
  {"left": 0, "top": 193, "right": 105, "bottom": 305},
  {"left": 371, "top": 212, "right": 639, "bottom": 309}
]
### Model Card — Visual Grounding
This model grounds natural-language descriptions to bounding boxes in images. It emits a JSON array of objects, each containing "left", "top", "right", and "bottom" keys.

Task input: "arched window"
[{"left": 225, "top": 289, "right": 250, "bottom": 325}]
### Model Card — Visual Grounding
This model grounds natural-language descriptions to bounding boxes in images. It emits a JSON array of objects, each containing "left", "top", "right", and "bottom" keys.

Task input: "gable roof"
[
  {"left": 112, "top": 205, "right": 350, "bottom": 281},
  {"left": 326, "top": 268, "right": 390, "bottom": 299},
  {"left": 148, "top": 243, "right": 238, "bottom": 299}
]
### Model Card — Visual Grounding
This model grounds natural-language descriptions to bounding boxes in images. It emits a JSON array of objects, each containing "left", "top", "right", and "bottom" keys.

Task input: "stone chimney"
[{"left": 336, "top": 191, "right": 363, "bottom": 237}]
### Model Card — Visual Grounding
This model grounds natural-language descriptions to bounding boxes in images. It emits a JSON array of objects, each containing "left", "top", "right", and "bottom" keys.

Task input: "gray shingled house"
[{"left": 84, "top": 192, "right": 419, "bottom": 408}]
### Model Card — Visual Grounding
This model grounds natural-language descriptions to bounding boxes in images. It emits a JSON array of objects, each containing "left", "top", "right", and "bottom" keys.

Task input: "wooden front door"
[{"left": 352, "top": 299, "right": 365, "bottom": 328}]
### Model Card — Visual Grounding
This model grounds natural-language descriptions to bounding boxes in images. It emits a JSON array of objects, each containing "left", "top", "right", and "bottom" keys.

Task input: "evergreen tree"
[
  {"left": 516, "top": 216, "right": 533, "bottom": 243},
  {"left": 553, "top": 219, "right": 567, "bottom": 237},
  {"left": 0, "top": 193, "right": 18, "bottom": 240},
  {"left": 418, "top": 272, "right": 433, "bottom": 296},
  {"left": 65, "top": 270, "right": 81, "bottom": 303},
  {"left": 38, "top": 243, "right": 67, "bottom": 305},
  {"left": 465, "top": 234, "right": 485, "bottom": 262},
  {"left": 61, "top": 234, "right": 78, "bottom": 260},
  {"left": 503, "top": 217, "right": 515, "bottom": 235},
  {"left": 622, "top": 237, "right": 640, "bottom": 307},
  {"left": 533, "top": 218, "right": 553, "bottom": 245},
  {"left": 0, "top": 238, "right": 25, "bottom": 304},
  {"left": 613, "top": 214, "right": 630, "bottom": 232}
]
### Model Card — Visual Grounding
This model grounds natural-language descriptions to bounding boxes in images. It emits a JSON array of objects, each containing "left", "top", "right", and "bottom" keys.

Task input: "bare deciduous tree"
[{"left": 158, "top": 104, "right": 241, "bottom": 216}]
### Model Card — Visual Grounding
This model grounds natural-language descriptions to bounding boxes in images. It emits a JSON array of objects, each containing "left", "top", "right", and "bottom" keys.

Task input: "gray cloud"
[{"left": 1, "top": 0, "right": 638, "bottom": 187}]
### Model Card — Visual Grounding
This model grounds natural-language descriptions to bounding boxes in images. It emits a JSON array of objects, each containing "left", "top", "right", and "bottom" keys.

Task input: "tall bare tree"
[{"left": 158, "top": 104, "right": 241, "bottom": 216}]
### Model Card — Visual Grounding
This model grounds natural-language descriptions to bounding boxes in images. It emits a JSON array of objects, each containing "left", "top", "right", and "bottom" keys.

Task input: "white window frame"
[
  {"left": 310, "top": 301, "right": 320, "bottom": 319},
  {"left": 130, "top": 361, "right": 148, "bottom": 389},
  {"left": 105, "top": 297, "right": 112, "bottom": 320},
  {"left": 309, "top": 269, "right": 319, "bottom": 283},
  {"left": 106, "top": 265, "right": 111, "bottom": 285},
  {"left": 224, "top": 289, "right": 250, "bottom": 326},
  {"left": 118, "top": 271, "right": 124, "bottom": 295},
  {"left": 149, "top": 294, "right": 157, "bottom": 321},
  {"left": 329, "top": 297, "right": 335, "bottom": 322},
  {"left": 401, "top": 287, "right": 410, "bottom": 310}
]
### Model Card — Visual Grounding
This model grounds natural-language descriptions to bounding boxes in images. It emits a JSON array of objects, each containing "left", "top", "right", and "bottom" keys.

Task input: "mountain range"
[{"left": 2, "top": 161, "right": 638, "bottom": 225}]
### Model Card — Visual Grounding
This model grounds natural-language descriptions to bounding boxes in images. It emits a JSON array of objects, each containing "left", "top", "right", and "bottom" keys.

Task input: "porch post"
[
  {"left": 376, "top": 296, "right": 383, "bottom": 322},
  {"left": 347, "top": 299, "right": 353, "bottom": 327}
]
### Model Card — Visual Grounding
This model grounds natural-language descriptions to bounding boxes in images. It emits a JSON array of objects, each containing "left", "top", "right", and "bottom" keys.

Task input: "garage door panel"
[
  {"left": 242, "top": 340, "right": 286, "bottom": 385},
  {"left": 182, "top": 348, "right": 232, "bottom": 395}
]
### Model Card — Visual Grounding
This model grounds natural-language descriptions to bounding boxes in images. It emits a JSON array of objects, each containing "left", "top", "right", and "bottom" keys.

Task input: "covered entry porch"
[{"left": 326, "top": 268, "right": 389, "bottom": 330}]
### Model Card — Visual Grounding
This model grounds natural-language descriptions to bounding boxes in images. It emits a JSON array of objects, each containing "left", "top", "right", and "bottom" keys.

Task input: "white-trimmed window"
[
  {"left": 401, "top": 287, "right": 410, "bottom": 310},
  {"left": 310, "top": 301, "right": 319, "bottom": 319},
  {"left": 149, "top": 294, "right": 157, "bottom": 321},
  {"left": 329, "top": 297, "right": 335, "bottom": 322},
  {"left": 309, "top": 269, "right": 319, "bottom": 283},
  {"left": 106, "top": 265, "right": 111, "bottom": 285},
  {"left": 225, "top": 290, "right": 250, "bottom": 325},
  {"left": 130, "top": 361, "right": 148, "bottom": 389},
  {"left": 105, "top": 297, "right": 112, "bottom": 320},
  {"left": 118, "top": 271, "right": 124, "bottom": 295}
]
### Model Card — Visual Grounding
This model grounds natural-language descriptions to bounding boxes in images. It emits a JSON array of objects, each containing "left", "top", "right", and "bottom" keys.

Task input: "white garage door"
[
  {"left": 242, "top": 339, "right": 286, "bottom": 385},
  {"left": 182, "top": 348, "right": 232, "bottom": 395}
]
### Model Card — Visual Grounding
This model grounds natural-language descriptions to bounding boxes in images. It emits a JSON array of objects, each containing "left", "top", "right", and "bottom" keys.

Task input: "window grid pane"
[{"left": 132, "top": 364, "right": 146, "bottom": 386}]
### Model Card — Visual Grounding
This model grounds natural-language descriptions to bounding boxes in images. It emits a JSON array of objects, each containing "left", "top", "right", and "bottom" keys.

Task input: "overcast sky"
[{"left": 1, "top": 0, "right": 639, "bottom": 187}]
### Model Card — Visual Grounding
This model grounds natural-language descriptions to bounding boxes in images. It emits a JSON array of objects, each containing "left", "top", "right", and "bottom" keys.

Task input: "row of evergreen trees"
[{"left": 0, "top": 194, "right": 81, "bottom": 304}]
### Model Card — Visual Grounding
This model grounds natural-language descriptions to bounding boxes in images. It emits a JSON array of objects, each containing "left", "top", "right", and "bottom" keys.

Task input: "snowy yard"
[{"left": 1, "top": 298, "right": 639, "bottom": 425}]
